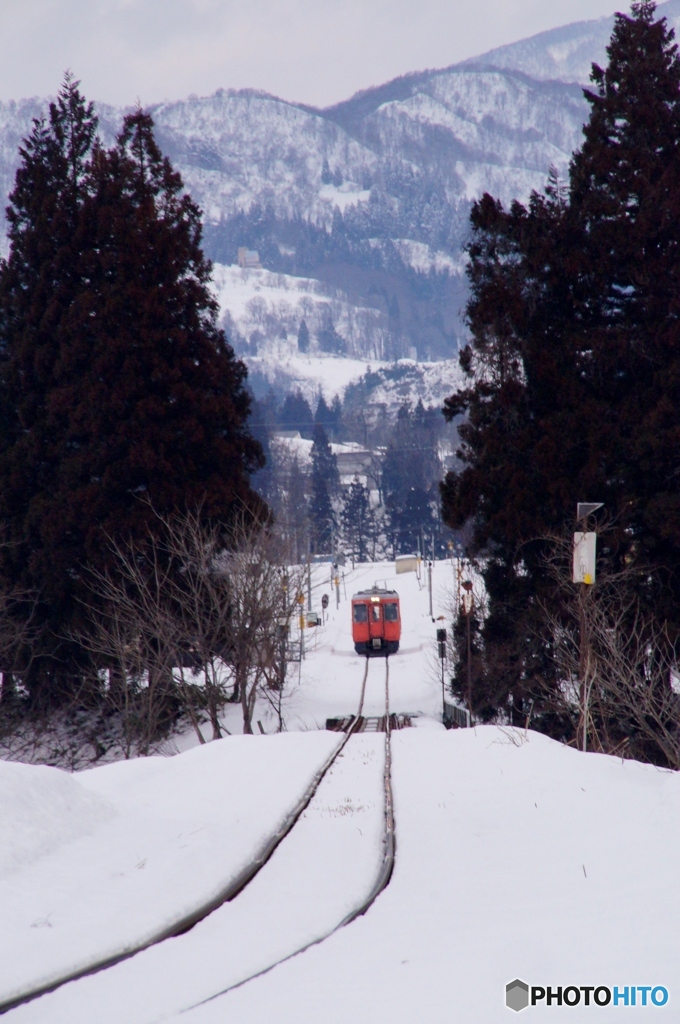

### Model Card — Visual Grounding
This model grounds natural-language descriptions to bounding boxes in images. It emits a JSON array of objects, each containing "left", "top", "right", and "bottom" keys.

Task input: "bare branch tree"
[
  {"left": 215, "top": 516, "right": 305, "bottom": 734},
  {"left": 79, "top": 506, "right": 305, "bottom": 744},
  {"left": 538, "top": 528, "right": 680, "bottom": 767}
]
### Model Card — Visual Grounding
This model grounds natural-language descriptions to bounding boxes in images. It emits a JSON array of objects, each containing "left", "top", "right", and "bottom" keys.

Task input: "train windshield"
[
  {"left": 353, "top": 603, "right": 368, "bottom": 623},
  {"left": 371, "top": 603, "right": 382, "bottom": 622},
  {"left": 384, "top": 602, "right": 399, "bottom": 622}
]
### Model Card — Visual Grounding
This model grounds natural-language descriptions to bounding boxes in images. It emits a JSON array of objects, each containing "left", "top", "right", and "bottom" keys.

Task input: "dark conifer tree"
[
  {"left": 341, "top": 479, "right": 374, "bottom": 564},
  {"left": 383, "top": 404, "right": 441, "bottom": 555},
  {"left": 278, "top": 389, "right": 313, "bottom": 437},
  {"left": 329, "top": 395, "right": 344, "bottom": 439},
  {"left": 309, "top": 424, "right": 338, "bottom": 552},
  {"left": 314, "top": 394, "right": 334, "bottom": 436},
  {"left": 0, "top": 83, "right": 264, "bottom": 701},
  {"left": 280, "top": 457, "right": 309, "bottom": 564},
  {"left": 247, "top": 395, "right": 274, "bottom": 499},
  {"left": 310, "top": 423, "right": 339, "bottom": 493},
  {"left": 450, "top": 605, "right": 486, "bottom": 720},
  {"left": 317, "top": 312, "right": 347, "bottom": 355},
  {"left": 310, "top": 474, "right": 334, "bottom": 553},
  {"left": 441, "top": 0, "right": 680, "bottom": 723},
  {"left": 297, "top": 318, "right": 310, "bottom": 353}
]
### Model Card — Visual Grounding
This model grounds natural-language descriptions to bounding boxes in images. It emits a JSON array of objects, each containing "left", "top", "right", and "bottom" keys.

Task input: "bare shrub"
[
  {"left": 80, "top": 507, "right": 305, "bottom": 747},
  {"left": 538, "top": 529, "right": 680, "bottom": 767}
]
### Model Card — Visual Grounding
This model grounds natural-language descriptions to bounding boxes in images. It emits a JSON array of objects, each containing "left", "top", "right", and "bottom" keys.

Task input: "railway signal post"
[
  {"left": 437, "top": 627, "right": 447, "bottom": 720},
  {"left": 461, "top": 580, "right": 474, "bottom": 722}
]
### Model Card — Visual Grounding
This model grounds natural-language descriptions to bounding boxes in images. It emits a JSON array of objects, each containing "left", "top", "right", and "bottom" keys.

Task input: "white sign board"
[
  {"left": 395, "top": 554, "right": 419, "bottom": 574},
  {"left": 573, "top": 532, "right": 596, "bottom": 585}
]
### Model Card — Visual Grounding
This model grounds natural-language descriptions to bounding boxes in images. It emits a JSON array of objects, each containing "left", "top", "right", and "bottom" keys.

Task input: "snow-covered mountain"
[
  {"left": 0, "top": 2, "right": 671, "bottom": 399},
  {"left": 467, "top": 0, "right": 680, "bottom": 84}
]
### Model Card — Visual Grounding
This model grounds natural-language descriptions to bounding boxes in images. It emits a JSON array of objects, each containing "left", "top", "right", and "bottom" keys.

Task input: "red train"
[{"left": 351, "top": 586, "right": 401, "bottom": 656}]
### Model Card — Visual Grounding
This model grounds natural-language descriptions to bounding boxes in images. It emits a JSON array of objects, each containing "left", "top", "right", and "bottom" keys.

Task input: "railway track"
[
  {"left": 0, "top": 658, "right": 395, "bottom": 1019},
  {"left": 182, "top": 655, "right": 395, "bottom": 1013}
]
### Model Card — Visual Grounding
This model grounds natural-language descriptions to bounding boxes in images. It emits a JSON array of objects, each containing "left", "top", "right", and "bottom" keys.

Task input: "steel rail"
[
  {"left": 182, "top": 657, "right": 396, "bottom": 1015},
  {"left": 338, "top": 658, "right": 395, "bottom": 926},
  {"left": 0, "top": 662, "right": 371, "bottom": 1018}
]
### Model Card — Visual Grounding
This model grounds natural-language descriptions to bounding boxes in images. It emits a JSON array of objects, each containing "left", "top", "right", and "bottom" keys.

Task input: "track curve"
[
  {"left": 183, "top": 656, "right": 395, "bottom": 1013},
  {"left": 0, "top": 662, "right": 372, "bottom": 1017}
]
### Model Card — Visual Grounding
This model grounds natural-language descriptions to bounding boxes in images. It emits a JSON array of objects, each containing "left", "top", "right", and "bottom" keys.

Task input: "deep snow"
[
  {"left": 0, "top": 732, "right": 339, "bottom": 1008},
  {"left": 176, "top": 727, "right": 680, "bottom": 1023},
  {"left": 2, "top": 559, "right": 679, "bottom": 1021},
  {"left": 6, "top": 731, "right": 387, "bottom": 1024}
]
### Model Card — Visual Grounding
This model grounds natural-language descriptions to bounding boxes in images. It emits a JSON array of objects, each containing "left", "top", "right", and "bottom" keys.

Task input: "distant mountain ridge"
[
  {"left": 0, "top": 2, "right": 676, "bottom": 377},
  {"left": 465, "top": 0, "right": 680, "bottom": 84}
]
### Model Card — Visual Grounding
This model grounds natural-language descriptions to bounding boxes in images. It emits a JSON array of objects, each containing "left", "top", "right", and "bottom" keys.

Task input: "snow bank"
[
  {"left": 177, "top": 727, "right": 680, "bottom": 1023},
  {"left": 7, "top": 735, "right": 387, "bottom": 1024},
  {"left": 0, "top": 762, "right": 113, "bottom": 882},
  {"left": 0, "top": 732, "right": 338, "bottom": 1009}
]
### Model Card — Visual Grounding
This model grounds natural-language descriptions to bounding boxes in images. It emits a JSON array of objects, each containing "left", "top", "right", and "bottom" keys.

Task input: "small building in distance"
[
  {"left": 271, "top": 430, "right": 302, "bottom": 440},
  {"left": 237, "top": 247, "right": 262, "bottom": 269},
  {"left": 332, "top": 442, "right": 380, "bottom": 492}
]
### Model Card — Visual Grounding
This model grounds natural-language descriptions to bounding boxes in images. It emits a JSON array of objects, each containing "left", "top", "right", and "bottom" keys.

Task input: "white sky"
[{"left": 1, "top": 0, "right": 621, "bottom": 109}]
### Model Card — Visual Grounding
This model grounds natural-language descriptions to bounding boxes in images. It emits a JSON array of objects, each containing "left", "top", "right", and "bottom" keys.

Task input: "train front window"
[
  {"left": 384, "top": 602, "right": 398, "bottom": 622},
  {"left": 371, "top": 604, "right": 382, "bottom": 622},
  {"left": 353, "top": 603, "right": 368, "bottom": 623}
]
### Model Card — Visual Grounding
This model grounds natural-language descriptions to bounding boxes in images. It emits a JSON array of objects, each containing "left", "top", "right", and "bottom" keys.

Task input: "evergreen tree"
[
  {"left": 277, "top": 456, "right": 309, "bottom": 564},
  {"left": 247, "top": 394, "right": 274, "bottom": 499},
  {"left": 310, "top": 473, "right": 334, "bottom": 553},
  {"left": 450, "top": 604, "right": 486, "bottom": 720},
  {"left": 314, "top": 394, "right": 334, "bottom": 436},
  {"left": 278, "top": 389, "right": 313, "bottom": 437},
  {"left": 310, "top": 423, "right": 339, "bottom": 493},
  {"left": 383, "top": 403, "right": 442, "bottom": 555},
  {"left": 329, "top": 395, "right": 344, "bottom": 439},
  {"left": 341, "top": 480, "right": 375, "bottom": 564},
  {"left": 297, "top": 318, "right": 310, "bottom": 353},
  {"left": 441, "top": 0, "right": 680, "bottom": 724},
  {"left": 0, "top": 82, "right": 264, "bottom": 701},
  {"left": 317, "top": 318, "right": 347, "bottom": 355},
  {"left": 309, "top": 424, "right": 338, "bottom": 552}
]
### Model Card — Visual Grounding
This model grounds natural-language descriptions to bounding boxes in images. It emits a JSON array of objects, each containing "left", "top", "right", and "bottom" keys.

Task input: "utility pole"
[
  {"left": 573, "top": 502, "right": 603, "bottom": 753},
  {"left": 428, "top": 560, "right": 433, "bottom": 618},
  {"left": 461, "top": 580, "right": 474, "bottom": 724},
  {"left": 437, "top": 628, "right": 447, "bottom": 721},
  {"left": 297, "top": 593, "right": 306, "bottom": 662}
]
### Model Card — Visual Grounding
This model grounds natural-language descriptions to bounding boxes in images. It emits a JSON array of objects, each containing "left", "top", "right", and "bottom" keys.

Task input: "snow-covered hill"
[
  {"left": 210, "top": 263, "right": 391, "bottom": 362},
  {"left": 2, "top": 561, "right": 679, "bottom": 1023},
  {"left": 468, "top": 0, "right": 680, "bottom": 84},
  {"left": 209, "top": 260, "right": 464, "bottom": 414},
  {"left": 152, "top": 90, "right": 378, "bottom": 229},
  {"left": 0, "top": 4, "right": 669, "bottom": 379}
]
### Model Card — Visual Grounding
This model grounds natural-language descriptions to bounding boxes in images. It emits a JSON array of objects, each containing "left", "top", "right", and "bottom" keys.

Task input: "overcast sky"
[{"left": 1, "top": 0, "right": 622, "bottom": 110}]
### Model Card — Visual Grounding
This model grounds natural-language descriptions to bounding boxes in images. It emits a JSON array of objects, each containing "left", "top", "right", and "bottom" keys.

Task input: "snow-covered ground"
[
  {"left": 0, "top": 732, "right": 339, "bottom": 1009},
  {"left": 3, "top": 560, "right": 679, "bottom": 1021},
  {"left": 7, "top": 732, "right": 386, "bottom": 1024},
  {"left": 211, "top": 263, "right": 392, "bottom": 373},
  {"left": 208, "top": 263, "right": 466, "bottom": 411},
  {"left": 178, "top": 727, "right": 680, "bottom": 1024}
]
